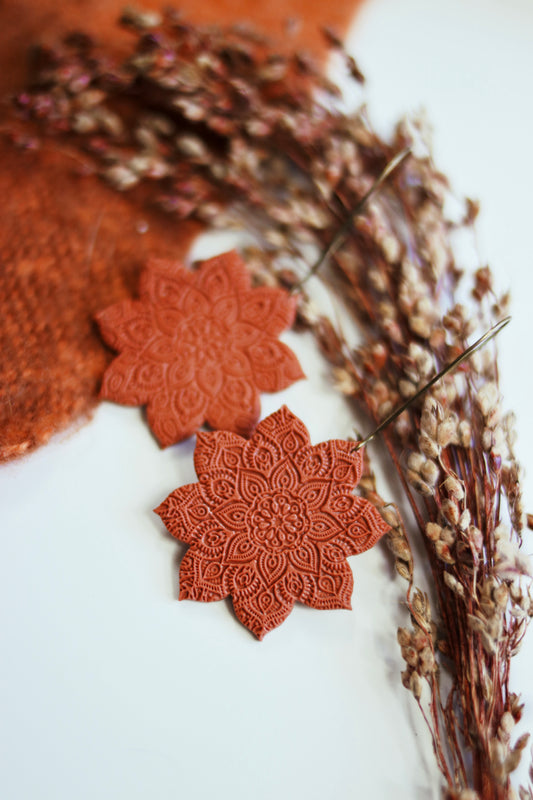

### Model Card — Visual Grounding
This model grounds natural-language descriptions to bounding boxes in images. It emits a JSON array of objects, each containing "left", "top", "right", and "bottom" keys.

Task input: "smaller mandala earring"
[
  {"left": 155, "top": 406, "right": 390, "bottom": 639},
  {"left": 96, "top": 250, "right": 304, "bottom": 446}
]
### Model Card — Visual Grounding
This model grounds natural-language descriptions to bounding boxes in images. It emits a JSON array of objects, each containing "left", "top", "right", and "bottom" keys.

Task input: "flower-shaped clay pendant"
[
  {"left": 155, "top": 406, "right": 389, "bottom": 638},
  {"left": 97, "top": 251, "right": 304, "bottom": 445}
]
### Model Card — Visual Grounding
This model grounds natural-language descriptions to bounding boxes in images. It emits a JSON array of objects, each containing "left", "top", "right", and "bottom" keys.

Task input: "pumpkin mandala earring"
[{"left": 155, "top": 406, "right": 390, "bottom": 639}]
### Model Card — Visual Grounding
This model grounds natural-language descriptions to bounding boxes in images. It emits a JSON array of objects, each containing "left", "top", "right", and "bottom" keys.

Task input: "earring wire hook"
[{"left": 351, "top": 316, "right": 511, "bottom": 452}]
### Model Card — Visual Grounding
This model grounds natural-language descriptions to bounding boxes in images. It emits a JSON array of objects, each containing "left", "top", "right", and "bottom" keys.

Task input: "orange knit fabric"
[{"left": 0, "top": 0, "right": 363, "bottom": 461}]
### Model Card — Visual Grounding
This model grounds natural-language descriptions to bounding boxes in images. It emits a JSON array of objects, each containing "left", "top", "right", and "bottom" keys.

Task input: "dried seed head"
[
  {"left": 425, "top": 522, "right": 442, "bottom": 542},
  {"left": 477, "top": 381, "right": 500, "bottom": 418},
  {"left": 401, "top": 645, "right": 418, "bottom": 668},
  {"left": 493, "top": 583, "right": 509, "bottom": 609},
  {"left": 388, "top": 535, "right": 412, "bottom": 562},
  {"left": 399, "top": 379, "right": 417, "bottom": 399},
  {"left": 444, "top": 475, "right": 464, "bottom": 501},
  {"left": 121, "top": 6, "right": 162, "bottom": 29},
  {"left": 458, "top": 420, "right": 472, "bottom": 448},
  {"left": 458, "top": 509, "right": 471, "bottom": 532},
  {"left": 395, "top": 559, "right": 412, "bottom": 581},
  {"left": 440, "top": 527, "right": 456, "bottom": 546},
  {"left": 435, "top": 540, "right": 455, "bottom": 564},
  {"left": 397, "top": 627, "right": 411, "bottom": 647},
  {"left": 103, "top": 163, "right": 139, "bottom": 190},
  {"left": 499, "top": 711, "right": 515, "bottom": 738},
  {"left": 419, "top": 431, "right": 440, "bottom": 459},
  {"left": 437, "top": 415, "right": 458, "bottom": 448},
  {"left": 381, "top": 506, "right": 400, "bottom": 528},
  {"left": 406, "top": 470, "right": 432, "bottom": 496},
  {"left": 411, "top": 628, "right": 427, "bottom": 651},
  {"left": 420, "top": 459, "right": 439, "bottom": 486},
  {"left": 441, "top": 498, "right": 459, "bottom": 527},
  {"left": 418, "top": 645, "right": 435, "bottom": 674},
  {"left": 444, "top": 572, "right": 465, "bottom": 598},
  {"left": 468, "top": 525, "right": 484, "bottom": 552},
  {"left": 409, "top": 670, "right": 422, "bottom": 700}
]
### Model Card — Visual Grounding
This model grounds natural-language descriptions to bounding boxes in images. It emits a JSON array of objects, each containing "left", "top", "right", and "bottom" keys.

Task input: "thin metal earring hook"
[
  {"left": 291, "top": 146, "right": 412, "bottom": 295},
  {"left": 351, "top": 316, "right": 511, "bottom": 452}
]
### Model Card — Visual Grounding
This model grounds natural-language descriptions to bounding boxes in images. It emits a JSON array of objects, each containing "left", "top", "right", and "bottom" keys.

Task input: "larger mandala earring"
[{"left": 155, "top": 406, "right": 390, "bottom": 639}]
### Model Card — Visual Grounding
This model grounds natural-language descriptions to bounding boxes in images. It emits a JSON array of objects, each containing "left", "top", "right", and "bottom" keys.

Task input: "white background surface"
[{"left": 1, "top": 1, "right": 533, "bottom": 798}]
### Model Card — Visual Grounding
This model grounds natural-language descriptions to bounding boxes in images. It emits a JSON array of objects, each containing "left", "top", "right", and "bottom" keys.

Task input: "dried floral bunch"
[{"left": 9, "top": 9, "right": 532, "bottom": 798}]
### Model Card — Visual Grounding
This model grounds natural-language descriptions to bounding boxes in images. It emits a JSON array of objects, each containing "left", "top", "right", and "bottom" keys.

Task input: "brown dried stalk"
[{"left": 8, "top": 10, "right": 532, "bottom": 797}]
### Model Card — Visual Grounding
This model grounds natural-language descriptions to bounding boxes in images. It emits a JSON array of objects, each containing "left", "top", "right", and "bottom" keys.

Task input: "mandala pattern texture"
[
  {"left": 96, "top": 250, "right": 304, "bottom": 445},
  {"left": 155, "top": 406, "right": 390, "bottom": 638}
]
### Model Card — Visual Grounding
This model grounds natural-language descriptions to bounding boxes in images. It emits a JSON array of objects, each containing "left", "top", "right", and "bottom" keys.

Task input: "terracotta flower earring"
[
  {"left": 96, "top": 250, "right": 305, "bottom": 446},
  {"left": 155, "top": 406, "right": 390, "bottom": 639}
]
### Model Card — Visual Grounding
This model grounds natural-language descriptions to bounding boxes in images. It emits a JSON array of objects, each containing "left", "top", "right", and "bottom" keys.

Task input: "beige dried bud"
[
  {"left": 381, "top": 507, "right": 400, "bottom": 528},
  {"left": 389, "top": 536, "right": 412, "bottom": 562},
  {"left": 421, "top": 459, "right": 440, "bottom": 486},
  {"left": 419, "top": 431, "right": 440, "bottom": 459},
  {"left": 437, "top": 416, "right": 458, "bottom": 448},
  {"left": 444, "top": 475, "right": 464, "bottom": 501},
  {"left": 71, "top": 111, "right": 98, "bottom": 134},
  {"left": 421, "top": 398, "right": 440, "bottom": 435},
  {"left": 121, "top": 6, "right": 162, "bottom": 29},
  {"left": 435, "top": 540, "right": 455, "bottom": 564},
  {"left": 494, "top": 523, "right": 509, "bottom": 541},
  {"left": 103, "top": 164, "right": 139, "bottom": 191},
  {"left": 440, "top": 527, "right": 456, "bottom": 546},
  {"left": 444, "top": 572, "right": 465, "bottom": 598},
  {"left": 406, "top": 470, "right": 432, "bottom": 496},
  {"left": 409, "top": 314, "right": 432, "bottom": 339},
  {"left": 411, "top": 628, "right": 427, "bottom": 651},
  {"left": 401, "top": 645, "right": 419, "bottom": 668},
  {"left": 409, "top": 670, "right": 422, "bottom": 700},
  {"left": 176, "top": 135, "right": 209, "bottom": 160},
  {"left": 395, "top": 559, "right": 412, "bottom": 581},
  {"left": 332, "top": 367, "right": 358, "bottom": 396},
  {"left": 412, "top": 590, "right": 431, "bottom": 621},
  {"left": 401, "top": 669, "right": 411, "bottom": 690},
  {"left": 134, "top": 126, "right": 158, "bottom": 151},
  {"left": 399, "top": 379, "right": 417, "bottom": 398},
  {"left": 482, "top": 429, "right": 495, "bottom": 452},
  {"left": 458, "top": 509, "right": 471, "bottom": 532},
  {"left": 468, "top": 525, "right": 484, "bottom": 552},
  {"left": 418, "top": 646, "right": 435, "bottom": 674},
  {"left": 458, "top": 420, "right": 472, "bottom": 448},
  {"left": 425, "top": 522, "right": 442, "bottom": 542},
  {"left": 407, "top": 452, "right": 426, "bottom": 473},
  {"left": 397, "top": 627, "right": 412, "bottom": 647},
  {"left": 381, "top": 233, "right": 401, "bottom": 263},
  {"left": 499, "top": 711, "right": 515, "bottom": 738},
  {"left": 479, "top": 660, "right": 493, "bottom": 703},
  {"left": 493, "top": 584, "right": 509, "bottom": 609},
  {"left": 514, "top": 733, "right": 530, "bottom": 753},
  {"left": 93, "top": 107, "right": 123, "bottom": 137},
  {"left": 408, "top": 343, "right": 434, "bottom": 378},
  {"left": 477, "top": 381, "right": 500, "bottom": 418},
  {"left": 441, "top": 498, "right": 460, "bottom": 527}
]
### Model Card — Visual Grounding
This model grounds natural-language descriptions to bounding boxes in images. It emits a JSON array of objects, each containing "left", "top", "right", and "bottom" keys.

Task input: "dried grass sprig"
[{"left": 8, "top": 10, "right": 532, "bottom": 797}]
